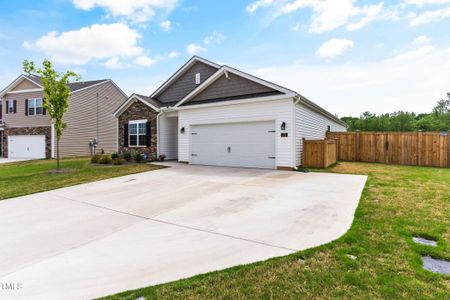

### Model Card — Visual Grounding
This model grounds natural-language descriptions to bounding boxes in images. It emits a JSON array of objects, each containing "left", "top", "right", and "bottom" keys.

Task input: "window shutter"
[
  {"left": 42, "top": 98, "right": 46, "bottom": 115},
  {"left": 25, "top": 99, "right": 28, "bottom": 116},
  {"left": 124, "top": 124, "right": 129, "bottom": 147},
  {"left": 4, "top": 101, "right": 7, "bottom": 114},
  {"left": 0, "top": 103, "right": 2, "bottom": 119},
  {"left": 13, "top": 100, "right": 17, "bottom": 114},
  {"left": 146, "top": 122, "right": 151, "bottom": 147}
]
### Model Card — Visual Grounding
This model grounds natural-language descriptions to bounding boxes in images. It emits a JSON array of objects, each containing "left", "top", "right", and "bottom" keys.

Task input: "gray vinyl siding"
[
  {"left": 3, "top": 90, "right": 50, "bottom": 127},
  {"left": 295, "top": 102, "right": 347, "bottom": 166},
  {"left": 156, "top": 61, "right": 218, "bottom": 103},
  {"left": 59, "top": 81, "right": 126, "bottom": 157},
  {"left": 190, "top": 73, "right": 277, "bottom": 103}
]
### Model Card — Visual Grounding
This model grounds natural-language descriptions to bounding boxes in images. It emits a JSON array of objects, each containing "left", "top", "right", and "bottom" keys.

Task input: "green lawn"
[
  {"left": 102, "top": 162, "right": 449, "bottom": 300},
  {"left": 0, "top": 158, "right": 162, "bottom": 200}
]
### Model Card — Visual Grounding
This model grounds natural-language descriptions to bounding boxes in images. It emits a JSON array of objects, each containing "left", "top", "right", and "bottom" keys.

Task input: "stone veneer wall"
[
  {"left": 2, "top": 127, "right": 51, "bottom": 158},
  {"left": 118, "top": 100, "right": 158, "bottom": 158}
]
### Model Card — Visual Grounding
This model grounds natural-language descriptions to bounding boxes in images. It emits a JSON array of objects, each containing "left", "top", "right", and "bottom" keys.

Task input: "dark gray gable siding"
[
  {"left": 189, "top": 73, "right": 280, "bottom": 104},
  {"left": 156, "top": 61, "right": 218, "bottom": 103}
]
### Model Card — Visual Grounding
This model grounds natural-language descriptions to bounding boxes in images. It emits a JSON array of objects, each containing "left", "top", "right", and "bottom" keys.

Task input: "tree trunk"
[{"left": 57, "top": 137, "right": 60, "bottom": 170}]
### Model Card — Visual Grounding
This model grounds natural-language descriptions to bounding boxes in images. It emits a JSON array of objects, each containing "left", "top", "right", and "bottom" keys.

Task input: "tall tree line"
[{"left": 341, "top": 93, "right": 450, "bottom": 132}]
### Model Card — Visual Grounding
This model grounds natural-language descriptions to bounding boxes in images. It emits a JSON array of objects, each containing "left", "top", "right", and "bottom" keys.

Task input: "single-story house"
[
  {"left": 0, "top": 74, "right": 127, "bottom": 159},
  {"left": 114, "top": 56, "right": 347, "bottom": 169}
]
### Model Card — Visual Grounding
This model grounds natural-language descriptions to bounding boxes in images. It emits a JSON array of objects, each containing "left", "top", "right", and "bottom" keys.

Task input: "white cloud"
[
  {"left": 186, "top": 32, "right": 225, "bottom": 55},
  {"left": 168, "top": 51, "right": 179, "bottom": 57},
  {"left": 134, "top": 55, "right": 156, "bottom": 67},
  {"left": 247, "top": 0, "right": 397, "bottom": 33},
  {"left": 24, "top": 23, "right": 146, "bottom": 65},
  {"left": 160, "top": 20, "right": 172, "bottom": 31},
  {"left": 413, "top": 35, "right": 431, "bottom": 45},
  {"left": 405, "top": 0, "right": 450, "bottom": 6},
  {"left": 346, "top": 2, "right": 384, "bottom": 31},
  {"left": 409, "top": 6, "right": 450, "bottom": 26},
  {"left": 186, "top": 43, "right": 206, "bottom": 55},
  {"left": 394, "top": 45, "right": 435, "bottom": 60},
  {"left": 203, "top": 31, "right": 225, "bottom": 45},
  {"left": 104, "top": 57, "right": 127, "bottom": 69},
  {"left": 72, "top": 0, "right": 179, "bottom": 23},
  {"left": 316, "top": 38, "right": 354, "bottom": 58},
  {"left": 246, "top": 0, "right": 274, "bottom": 14},
  {"left": 253, "top": 44, "right": 450, "bottom": 116}
]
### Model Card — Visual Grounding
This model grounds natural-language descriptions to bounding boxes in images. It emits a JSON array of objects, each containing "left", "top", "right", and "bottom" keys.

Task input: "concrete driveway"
[{"left": 0, "top": 162, "right": 367, "bottom": 299}]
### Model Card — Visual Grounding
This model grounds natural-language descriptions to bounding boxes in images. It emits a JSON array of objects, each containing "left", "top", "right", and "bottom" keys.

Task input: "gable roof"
[
  {"left": 0, "top": 74, "right": 114, "bottom": 98},
  {"left": 113, "top": 93, "right": 162, "bottom": 117},
  {"left": 150, "top": 56, "right": 220, "bottom": 99},
  {"left": 174, "top": 65, "right": 296, "bottom": 108}
]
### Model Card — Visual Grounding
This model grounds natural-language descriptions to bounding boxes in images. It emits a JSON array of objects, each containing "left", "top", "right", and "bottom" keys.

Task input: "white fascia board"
[
  {"left": 6, "top": 88, "right": 43, "bottom": 94},
  {"left": 113, "top": 94, "right": 160, "bottom": 117},
  {"left": 174, "top": 66, "right": 296, "bottom": 108},
  {"left": 173, "top": 94, "right": 296, "bottom": 111},
  {"left": 296, "top": 95, "right": 347, "bottom": 128},
  {"left": 151, "top": 56, "right": 220, "bottom": 98}
]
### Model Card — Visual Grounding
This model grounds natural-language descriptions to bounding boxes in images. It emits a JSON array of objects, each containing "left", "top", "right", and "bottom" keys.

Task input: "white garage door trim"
[
  {"left": 190, "top": 121, "right": 276, "bottom": 169},
  {"left": 8, "top": 135, "right": 46, "bottom": 159}
]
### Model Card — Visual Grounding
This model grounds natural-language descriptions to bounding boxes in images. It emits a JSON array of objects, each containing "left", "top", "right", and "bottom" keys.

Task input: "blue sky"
[{"left": 0, "top": 0, "right": 449, "bottom": 117}]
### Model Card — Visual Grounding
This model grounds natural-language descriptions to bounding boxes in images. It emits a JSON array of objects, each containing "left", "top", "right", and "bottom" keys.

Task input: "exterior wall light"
[
  {"left": 180, "top": 127, "right": 185, "bottom": 134},
  {"left": 281, "top": 122, "right": 286, "bottom": 131}
]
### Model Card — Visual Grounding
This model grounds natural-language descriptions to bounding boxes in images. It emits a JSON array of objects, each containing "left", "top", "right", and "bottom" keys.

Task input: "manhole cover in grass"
[
  {"left": 422, "top": 256, "right": 450, "bottom": 275},
  {"left": 413, "top": 237, "right": 437, "bottom": 247}
]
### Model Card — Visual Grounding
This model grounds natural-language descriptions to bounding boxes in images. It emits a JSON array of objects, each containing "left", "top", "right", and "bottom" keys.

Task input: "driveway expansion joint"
[{"left": 51, "top": 192, "right": 299, "bottom": 253}]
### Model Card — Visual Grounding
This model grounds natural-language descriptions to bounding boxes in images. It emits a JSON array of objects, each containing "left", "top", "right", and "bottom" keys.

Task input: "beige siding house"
[{"left": 0, "top": 75, "right": 127, "bottom": 159}]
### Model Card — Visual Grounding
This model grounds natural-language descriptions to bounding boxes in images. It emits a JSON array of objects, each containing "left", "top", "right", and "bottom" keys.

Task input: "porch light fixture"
[
  {"left": 180, "top": 127, "right": 185, "bottom": 134},
  {"left": 281, "top": 122, "right": 286, "bottom": 131}
]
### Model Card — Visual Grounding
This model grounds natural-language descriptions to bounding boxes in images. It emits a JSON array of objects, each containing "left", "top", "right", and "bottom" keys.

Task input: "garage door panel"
[
  {"left": 8, "top": 135, "right": 46, "bottom": 159},
  {"left": 191, "top": 121, "right": 275, "bottom": 169}
]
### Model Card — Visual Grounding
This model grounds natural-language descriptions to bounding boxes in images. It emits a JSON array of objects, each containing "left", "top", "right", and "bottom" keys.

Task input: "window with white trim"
[
  {"left": 8, "top": 101, "right": 14, "bottom": 113},
  {"left": 129, "top": 120, "right": 147, "bottom": 147},
  {"left": 28, "top": 98, "right": 43, "bottom": 116}
]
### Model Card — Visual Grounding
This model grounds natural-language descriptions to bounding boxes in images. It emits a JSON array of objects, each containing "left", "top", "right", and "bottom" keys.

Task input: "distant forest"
[{"left": 341, "top": 93, "right": 450, "bottom": 132}]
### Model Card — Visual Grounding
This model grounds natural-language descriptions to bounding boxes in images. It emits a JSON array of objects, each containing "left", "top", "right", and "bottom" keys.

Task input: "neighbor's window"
[
  {"left": 28, "top": 98, "right": 43, "bottom": 116},
  {"left": 8, "top": 101, "right": 14, "bottom": 113},
  {"left": 129, "top": 120, "right": 147, "bottom": 147}
]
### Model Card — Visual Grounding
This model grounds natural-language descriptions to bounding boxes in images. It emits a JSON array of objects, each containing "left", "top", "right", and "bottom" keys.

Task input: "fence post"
[
  {"left": 355, "top": 130, "right": 360, "bottom": 161},
  {"left": 447, "top": 131, "right": 450, "bottom": 168},
  {"left": 417, "top": 130, "right": 423, "bottom": 166},
  {"left": 302, "top": 138, "right": 306, "bottom": 167}
]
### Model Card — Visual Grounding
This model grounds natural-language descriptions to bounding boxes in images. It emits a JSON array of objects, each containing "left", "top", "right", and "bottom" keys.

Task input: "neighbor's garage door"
[
  {"left": 191, "top": 121, "right": 276, "bottom": 169},
  {"left": 8, "top": 135, "right": 46, "bottom": 159}
]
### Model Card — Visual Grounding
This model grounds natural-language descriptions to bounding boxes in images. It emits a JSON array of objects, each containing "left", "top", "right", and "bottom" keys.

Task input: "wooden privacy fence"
[
  {"left": 326, "top": 131, "right": 449, "bottom": 168},
  {"left": 303, "top": 139, "right": 337, "bottom": 168}
]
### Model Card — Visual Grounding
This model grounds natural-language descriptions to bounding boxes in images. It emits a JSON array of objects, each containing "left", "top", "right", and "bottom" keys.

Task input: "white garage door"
[
  {"left": 8, "top": 135, "right": 46, "bottom": 159},
  {"left": 191, "top": 121, "right": 276, "bottom": 169}
]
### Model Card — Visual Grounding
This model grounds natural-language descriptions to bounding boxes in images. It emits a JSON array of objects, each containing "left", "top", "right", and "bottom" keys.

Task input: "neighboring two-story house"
[{"left": 0, "top": 75, "right": 127, "bottom": 159}]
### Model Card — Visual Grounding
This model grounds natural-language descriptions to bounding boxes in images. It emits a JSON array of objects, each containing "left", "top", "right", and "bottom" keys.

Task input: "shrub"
[
  {"left": 113, "top": 157, "right": 124, "bottom": 165},
  {"left": 133, "top": 152, "right": 144, "bottom": 162},
  {"left": 91, "top": 154, "right": 101, "bottom": 164},
  {"left": 159, "top": 154, "right": 166, "bottom": 161},
  {"left": 99, "top": 155, "right": 112, "bottom": 164},
  {"left": 123, "top": 151, "right": 132, "bottom": 161},
  {"left": 111, "top": 152, "right": 119, "bottom": 160}
]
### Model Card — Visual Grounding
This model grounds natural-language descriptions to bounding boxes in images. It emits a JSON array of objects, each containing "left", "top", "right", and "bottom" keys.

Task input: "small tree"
[{"left": 23, "top": 59, "right": 80, "bottom": 169}]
